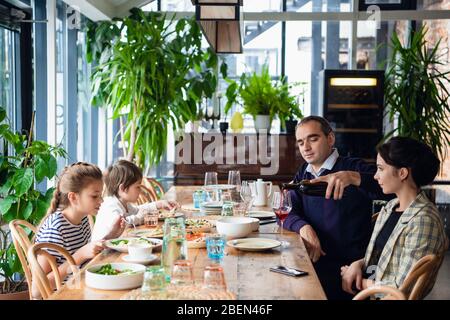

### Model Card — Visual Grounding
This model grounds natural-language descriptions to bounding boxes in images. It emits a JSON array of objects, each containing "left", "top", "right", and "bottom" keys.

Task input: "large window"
[{"left": 0, "top": 27, "right": 16, "bottom": 129}]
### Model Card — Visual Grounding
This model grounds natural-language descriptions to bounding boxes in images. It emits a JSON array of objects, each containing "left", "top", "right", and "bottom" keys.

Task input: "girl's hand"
[
  {"left": 77, "top": 241, "right": 104, "bottom": 263},
  {"left": 341, "top": 260, "right": 364, "bottom": 294},
  {"left": 104, "top": 215, "right": 126, "bottom": 240},
  {"left": 156, "top": 200, "right": 179, "bottom": 210}
]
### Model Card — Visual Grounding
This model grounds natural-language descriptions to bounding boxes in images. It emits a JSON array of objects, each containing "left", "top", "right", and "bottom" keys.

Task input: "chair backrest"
[
  {"left": 353, "top": 285, "right": 406, "bottom": 300},
  {"left": 27, "top": 242, "right": 78, "bottom": 299},
  {"left": 136, "top": 183, "right": 158, "bottom": 205},
  {"left": 146, "top": 178, "right": 164, "bottom": 198},
  {"left": 8, "top": 220, "right": 37, "bottom": 300}
]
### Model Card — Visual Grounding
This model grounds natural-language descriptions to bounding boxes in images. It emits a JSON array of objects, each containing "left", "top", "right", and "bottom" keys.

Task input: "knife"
[{"left": 259, "top": 219, "right": 277, "bottom": 225}]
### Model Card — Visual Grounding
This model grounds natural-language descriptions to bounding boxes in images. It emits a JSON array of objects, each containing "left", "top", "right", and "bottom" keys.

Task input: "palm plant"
[
  {"left": 88, "top": 9, "right": 226, "bottom": 168},
  {"left": 384, "top": 26, "right": 450, "bottom": 161}
]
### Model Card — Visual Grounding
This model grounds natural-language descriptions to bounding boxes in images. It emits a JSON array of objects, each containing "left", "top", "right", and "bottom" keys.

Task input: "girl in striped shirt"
[{"left": 33, "top": 162, "right": 122, "bottom": 299}]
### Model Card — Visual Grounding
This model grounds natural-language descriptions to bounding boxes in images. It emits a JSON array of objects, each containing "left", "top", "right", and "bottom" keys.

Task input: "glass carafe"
[{"left": 161, "top": 217, "right": 188, "bottom": 276}]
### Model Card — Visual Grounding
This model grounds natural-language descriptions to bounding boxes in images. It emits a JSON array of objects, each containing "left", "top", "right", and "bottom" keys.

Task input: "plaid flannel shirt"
[{"left": 363, "top": 191, "right": 446, "bottom": 291}]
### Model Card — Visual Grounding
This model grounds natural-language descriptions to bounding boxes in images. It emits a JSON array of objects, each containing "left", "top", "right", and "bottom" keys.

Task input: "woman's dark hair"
[{"left": 377, "top": 137, "right": 440, "bottom": 187}]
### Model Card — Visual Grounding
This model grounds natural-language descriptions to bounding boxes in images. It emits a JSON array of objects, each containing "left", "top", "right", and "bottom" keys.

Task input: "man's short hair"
[{"left": 296, "top": 116, "right": 333, "bottom": 136}]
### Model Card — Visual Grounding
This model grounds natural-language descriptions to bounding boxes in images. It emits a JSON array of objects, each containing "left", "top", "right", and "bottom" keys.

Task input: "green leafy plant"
[
  {"left": 87, "top": 9, "right": 226, "bottom": 168},
  {"left": 0, "top": 106, "right": 66, "bottom": 294},
  {"left": 225, "top": 65, "right": 303, "bottom": 129},
  {"left": 384, "top": 26, "right": 450, "bottom": 161}
]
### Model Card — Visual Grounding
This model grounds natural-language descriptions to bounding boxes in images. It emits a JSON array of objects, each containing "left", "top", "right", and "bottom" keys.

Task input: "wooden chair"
[
  {"left": 146, "top": 178, "right": 164, "bottom": 199},
  {"left": 27, "top": 242, "right": 79, "bottom": 300},
  {"left": 136, "top": 184, "right": 158, "bottom": 205},
  {"left": 9, "top": 220, "right": 37, "bottom": 300},
  {"left": 399, "top": 237, "right": 448, "bottom": 300},
  {"left": 353, "top": 285, "right": 406, "bottom": 300}
]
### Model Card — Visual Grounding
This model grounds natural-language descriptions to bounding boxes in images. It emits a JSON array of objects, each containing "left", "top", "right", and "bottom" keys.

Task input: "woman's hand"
[
  {"left": 156, "top": 200, "right": 179, "bottom": 210},
  {"left": 341, "top": 259, "right": 364, "bottom": 294}
]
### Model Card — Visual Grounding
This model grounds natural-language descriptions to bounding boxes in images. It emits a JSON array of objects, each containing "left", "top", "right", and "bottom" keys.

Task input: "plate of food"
[
  {"left": 185, "top": 218, "right": 214, "bottom": 232},
  {"left": 85, "top": 263, "right": 145, "bottom": 290},
  {"left": 127, "top": 226, "right": 164, "bottom": 238},
  {"left": 105, "top": 237, "right": 163, "bottom": 253},
  {"left": 157, "top": 209, "right": 184, "bottom": 221},
  {"left": 186, "top": 231, "right": 206, "bottom": 249}
]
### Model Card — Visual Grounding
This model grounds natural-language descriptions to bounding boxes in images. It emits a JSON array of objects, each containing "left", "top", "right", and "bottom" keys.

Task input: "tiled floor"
[{"left": 425, "top": 252, "right": 450, "bottom": 300}]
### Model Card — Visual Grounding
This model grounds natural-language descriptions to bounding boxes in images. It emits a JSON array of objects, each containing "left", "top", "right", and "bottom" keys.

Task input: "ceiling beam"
[{"left": 62, "top": 0, "right": 115, "bottom": 21}]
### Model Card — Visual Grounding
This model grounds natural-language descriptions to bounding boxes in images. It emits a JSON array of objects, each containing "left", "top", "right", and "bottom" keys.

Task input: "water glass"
[
  {"left": 142, "top": 266, "right": 167, "bottom": 293},
  {"left": 202, "top": 264, "right": 227, "bottom": 292},
  {"left": 170, "top": 259, "right": 194, "bottom": 286},
  {"left": 221, "top": 202, "right": 234, "bottom": 216},
  {"left": 228, "top": 170, "right": 241, "bottom": 190},
  {"left": 204, "top": 172, "right": 218, "bottom": 186},
  {"left": 233, "top": 201, "right": 247, "bottom": 217},
  {"left": 144, "top": 212, "right": 158, "bottom": 227},
  {"left": 206, "top": 233, "right": 226, "bottom": 261}
]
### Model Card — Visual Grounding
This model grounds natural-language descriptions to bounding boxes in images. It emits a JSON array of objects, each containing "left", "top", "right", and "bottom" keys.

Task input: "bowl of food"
[
  {"left": 104, "top": 237, "right": 163, "bottom": 253},
  {"left": 85, "top": 263, "right": 146, "bottom": 290},
  {"left": 215, "top": 217, "right": 254, "bottom": 239},
  {"left": 186, "top": 231, "right": 207, "bottom": 248}
]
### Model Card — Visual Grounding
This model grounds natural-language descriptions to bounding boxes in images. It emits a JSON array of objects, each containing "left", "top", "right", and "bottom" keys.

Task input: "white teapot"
[{"left": 253, "top": 179, "right": 273, "bottom": 207}]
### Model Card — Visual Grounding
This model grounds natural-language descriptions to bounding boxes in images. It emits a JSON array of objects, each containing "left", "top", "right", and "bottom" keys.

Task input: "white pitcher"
[{"left": 253, "top": 179, "right": 273, "bottom": 207}]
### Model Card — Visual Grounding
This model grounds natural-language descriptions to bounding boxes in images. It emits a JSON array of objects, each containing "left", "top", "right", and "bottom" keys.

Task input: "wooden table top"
[{"left": 49, "top": 186, "right": 326, "bottom": 300}]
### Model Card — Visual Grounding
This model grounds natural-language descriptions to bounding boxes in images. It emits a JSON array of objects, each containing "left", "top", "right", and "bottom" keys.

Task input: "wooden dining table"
[{"left": 49, "top": 186, "right": 326, "bottom": 300}]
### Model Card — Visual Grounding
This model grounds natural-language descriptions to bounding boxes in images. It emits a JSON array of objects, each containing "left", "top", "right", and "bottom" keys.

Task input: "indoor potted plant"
[
  {"left": 0, "top": 107, "right": 66, "bottom": 299},
  {"left": 384, "top": 26, "right": 450, "bottom": 162},
  {"left": 277, "top": 81, "right": 305, "bottom": 134},
  {"left": 88, "top": 9, "right": 226, "bottom": 169}
]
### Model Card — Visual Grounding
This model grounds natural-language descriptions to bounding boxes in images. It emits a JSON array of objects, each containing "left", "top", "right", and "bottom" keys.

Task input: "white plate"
[
  {"left": 227, "top": 238, "right": 281, "bottom": 251},
  {"left": 128, "top": 227, "right": 164, "bottom": 238},
  {"left": 105, "top": 237, "right": 163, "bottom": 253},
  {"left": 202, "top": 201, "right": 223, "bottom": 208},
  {"left": 202, "top": 184, "right": 236, "bottom": 191},
  {"left": 122, "top": 254, "right": 158, "bottom": 265},
  {"left": 247, "top": 211, "right": 276, "bottom": 219},
  {"left": 85, "top": 263, "right": 145, "bottom": 290}
]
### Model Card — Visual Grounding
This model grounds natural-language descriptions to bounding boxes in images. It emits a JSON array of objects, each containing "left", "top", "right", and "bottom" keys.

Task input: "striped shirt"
[{"left": 35, "top": 212, "right": 91, "bottom": 265}]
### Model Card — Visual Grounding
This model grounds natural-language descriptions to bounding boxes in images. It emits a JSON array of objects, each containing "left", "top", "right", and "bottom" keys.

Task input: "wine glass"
[
  {"left": 240, "top": 181, "right": 255, "bottom": 212},
  {"left": 271, "top": 191, "right": 292, "bottom": 238},
  {"left": 204, "top": 172, "right": 219, "bottom": 201},
  {"left": 228, "top": 170, "right": 241, "bottom": 189}
]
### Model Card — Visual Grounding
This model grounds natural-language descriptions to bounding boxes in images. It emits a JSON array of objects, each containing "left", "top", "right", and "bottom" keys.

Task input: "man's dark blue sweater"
[{"left": 284, "top": 156, "right": 391, "bottom": 299}]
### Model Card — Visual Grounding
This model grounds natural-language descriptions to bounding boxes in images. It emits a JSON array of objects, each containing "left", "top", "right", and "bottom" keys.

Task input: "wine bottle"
[{"left": 281, "top": 180, "right": 328, "bottom": 197}]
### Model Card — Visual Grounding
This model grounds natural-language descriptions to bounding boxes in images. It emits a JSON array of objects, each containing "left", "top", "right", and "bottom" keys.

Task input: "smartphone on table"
[{"left": 269, "top": 265, "right": 308, "bottom": 277}]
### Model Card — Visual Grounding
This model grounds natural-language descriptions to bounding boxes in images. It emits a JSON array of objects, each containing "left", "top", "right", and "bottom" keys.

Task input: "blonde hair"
[
  {"left": 104, "top": 160, "right": 143, "bottom": 197},
  {"left": 37, "top": 162, "right": 103, "bottom": 232}
]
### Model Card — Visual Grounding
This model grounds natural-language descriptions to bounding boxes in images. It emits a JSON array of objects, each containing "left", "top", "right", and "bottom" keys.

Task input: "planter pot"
[
  {"left": 0, "top": 283, "right": 29, "bottom": 300},
  {"left": 254, "top": 115, "right": 271, "bottom": 133},
  {"left": 285, "top": 119, "right": 298, "bottom": 135}
]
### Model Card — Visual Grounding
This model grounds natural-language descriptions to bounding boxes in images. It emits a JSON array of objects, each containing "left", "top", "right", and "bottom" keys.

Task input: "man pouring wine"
[{"left": 282, "top": 116, "right": 390, "bottom": 300}]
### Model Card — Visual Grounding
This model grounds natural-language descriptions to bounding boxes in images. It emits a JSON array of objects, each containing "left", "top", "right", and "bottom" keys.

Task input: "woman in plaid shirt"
[{"left": 340, "top": 137, "right": 447, "bottom": 297}]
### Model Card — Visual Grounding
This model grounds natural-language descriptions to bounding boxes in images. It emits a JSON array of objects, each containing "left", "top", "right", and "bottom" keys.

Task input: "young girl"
[
  {"left": 92, "top": 160, "right": 178, "bottom": 241},
  {"left": 340, "top": 137, "right": 447, "bottom": 298},
  {"left": 33, "top": 162, "right": 120, "bottom": 299}
]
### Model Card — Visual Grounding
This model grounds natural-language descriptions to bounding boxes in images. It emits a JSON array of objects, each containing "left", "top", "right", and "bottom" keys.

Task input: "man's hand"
[
  {"left": 310, "top": 171, "right": 361, "bottom": 200},
  {"left": 299, "top": 225, "right": 326, "bottom": 263}
]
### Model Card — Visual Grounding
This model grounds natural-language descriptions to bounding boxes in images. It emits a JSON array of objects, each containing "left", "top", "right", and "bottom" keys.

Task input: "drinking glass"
[
  {"left": 240, "top": 181, "right": 255, "bottom": 210},
  {"left": 170, "top": 259, "right": 194, "bottom": 286},
  {"left": 206, "top": 233, "right": 226, "bottom": 262},
  {"left": 227, "top": 170, "right": 241, "bottom": 189},
  {"left": 142, "top": 266, "right": 167, "bottom": 294},
  {"left": 144, "top": 211, "right": 159, "bottom": 228},
  {"left": 202, "top": 264, "right": 227, "bottom": 292},
  {"left": 271, "top": 191, "right": 292, "bottom": 237},
  {"left": 204, "top": 172, "right": 218, "bottom": 186}
]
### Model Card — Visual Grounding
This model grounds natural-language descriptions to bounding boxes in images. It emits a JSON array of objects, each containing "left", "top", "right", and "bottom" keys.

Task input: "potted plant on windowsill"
[
  {"left": 278, "top": 81, "right": 305, "bottom": 134},
  {"left": 0, "top": 107, "right": 66, "bottom": 299}
]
